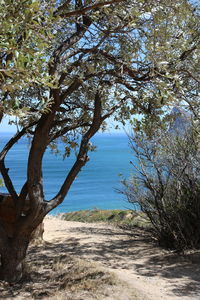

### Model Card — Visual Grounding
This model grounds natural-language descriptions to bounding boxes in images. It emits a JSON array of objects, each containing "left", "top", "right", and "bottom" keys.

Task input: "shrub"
[{"left": 121, "top": 126, "right": 200, "bottom": 251}]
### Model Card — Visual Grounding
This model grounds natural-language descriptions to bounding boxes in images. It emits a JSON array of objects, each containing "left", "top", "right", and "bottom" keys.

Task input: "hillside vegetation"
[{"left": 60, "top": 209, "right": 150, "bottom": 228}]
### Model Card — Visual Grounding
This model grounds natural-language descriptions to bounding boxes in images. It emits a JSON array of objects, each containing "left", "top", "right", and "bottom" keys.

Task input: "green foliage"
[
  {"left": 1, "top": 0, "right": 199, "bottom": 131},
  {"left": 61, "top": 209, "right": 149, "bottom": 228},
  {"left": 122, "top": 124, "right": 200, "bottom": 250},
  {"left": 0, "top": 0, "right": 57, "bottom": 117},
  {"left": 130, "top": 0, "right": 200, "bottom": 133}
]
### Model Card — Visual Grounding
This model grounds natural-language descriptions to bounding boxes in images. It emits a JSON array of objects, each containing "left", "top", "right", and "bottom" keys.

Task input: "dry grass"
[
  {"left": 60, "top": 209, "right": 150, "bottom": 229},
  {"left": 0, "top": 243, "right": 141, "bottom": 300}
]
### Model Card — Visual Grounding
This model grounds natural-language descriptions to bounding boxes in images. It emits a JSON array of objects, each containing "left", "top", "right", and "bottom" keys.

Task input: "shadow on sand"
[
  {"left": 54, "top": 224, "right": 200, "bottom": 298},
  {"left": 1, "top": 224, "right": 200, "bottom": 299}
]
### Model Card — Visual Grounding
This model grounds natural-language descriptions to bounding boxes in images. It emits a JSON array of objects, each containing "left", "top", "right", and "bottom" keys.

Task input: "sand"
[{"left": 43, "top": 216, "right": 200, "bottom": 300}]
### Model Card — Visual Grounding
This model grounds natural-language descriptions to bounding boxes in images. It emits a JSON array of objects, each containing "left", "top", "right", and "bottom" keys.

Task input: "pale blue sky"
[{"left": 0, "top": 116, "right": 16, "bottom": 132}]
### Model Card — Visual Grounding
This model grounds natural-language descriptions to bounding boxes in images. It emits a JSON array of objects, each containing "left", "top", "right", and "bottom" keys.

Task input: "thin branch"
[
  {"left": 101, "top": 96, "right": 128, "bottom": 120},
  {"left": 179, "top": 43, "right": 199, "bottom": 61},
  {"left": 81, "top": 48, "right": 151, "bottom": 81},
  {"left": 50, "top": 11, "right": 92, "bottom": 75},
  {"left": 60, "top": 78, "right": 83, "bottom": 101},
  {"left": 54, "top": 0, "right": 126, "bottom": 18},
  {"left": 0, "top": 160, "right": 18, "bottom": 201},
  {"left": 58, "top": 53, "right": 86, "bottom": 86},
  {"left": 0, "top": 122, "right": 37, "bottom": 161},
  {"left": 179, "top": 69, "right": 200, "bottom": 84},
  {"left": 49, "top": 121, "right": 91, "bottom": 143},
  {"left": 0, "top": 121, "right": 37, "bottom": 202}
]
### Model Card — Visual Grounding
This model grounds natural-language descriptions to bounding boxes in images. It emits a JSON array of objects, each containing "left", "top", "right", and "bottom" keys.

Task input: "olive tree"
[{"left": 0, "top": 0, "right": 199, "bottom": 282}]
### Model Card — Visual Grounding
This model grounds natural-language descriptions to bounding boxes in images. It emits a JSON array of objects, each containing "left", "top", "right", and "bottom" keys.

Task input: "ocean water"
[{"left": 0, "top": 132, "right": 134, "bottom": 214}]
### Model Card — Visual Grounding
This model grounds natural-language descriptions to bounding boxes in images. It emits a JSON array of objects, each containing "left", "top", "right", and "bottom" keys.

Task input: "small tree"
[
  {"left": 121, "top": 119, "right": 200, "bottom": 250},
  {"left": 0, "top": 0, "right": 199, "bottom": 282}
]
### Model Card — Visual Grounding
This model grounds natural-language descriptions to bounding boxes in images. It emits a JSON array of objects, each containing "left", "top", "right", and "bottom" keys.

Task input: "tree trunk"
[
  {"left": 30, "top": 222, "right": 44, "bottom": 245},
  {"left": 0, "top": 236, "right": 29, "bottom": 283}
]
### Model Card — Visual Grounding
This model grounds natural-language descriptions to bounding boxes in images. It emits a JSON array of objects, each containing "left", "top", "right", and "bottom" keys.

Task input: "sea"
[{"left": 0, "top": 132, "right": 135, "bottom": 214}]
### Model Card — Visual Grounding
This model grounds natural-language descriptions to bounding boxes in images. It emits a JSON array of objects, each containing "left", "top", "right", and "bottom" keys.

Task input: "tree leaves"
[{"left": 1, "top": 0, "right": 199, "bottom": 139}]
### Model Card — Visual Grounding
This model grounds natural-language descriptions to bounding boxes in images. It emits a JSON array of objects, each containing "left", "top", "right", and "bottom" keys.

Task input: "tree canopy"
[
  {"left": 0, "top": 0, "right": 199, "bottom": 283},
  {"left": 1, "top": 0, "right": 199, "bottom": 124}
]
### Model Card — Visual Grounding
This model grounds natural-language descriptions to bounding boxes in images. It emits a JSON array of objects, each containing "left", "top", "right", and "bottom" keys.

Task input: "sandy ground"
[{"left": 43, "top": 216, "right": 200, "bottom": 300}]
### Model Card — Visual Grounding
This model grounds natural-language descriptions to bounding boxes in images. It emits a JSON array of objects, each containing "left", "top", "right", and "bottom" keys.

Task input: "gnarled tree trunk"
[
  {"left": 0, "top": 193, "right": 45, "bottom": 282},
  {"left": 0, "top": 234, "right": 30, "bottom": 283},
  {"left": 0, "top": 193, "right": 44, "bottom": 242}
]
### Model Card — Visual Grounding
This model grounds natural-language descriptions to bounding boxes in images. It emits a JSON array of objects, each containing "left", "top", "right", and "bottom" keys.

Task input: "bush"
[{"left": 121, "top": 127, "right": 200, "bottom": 251}]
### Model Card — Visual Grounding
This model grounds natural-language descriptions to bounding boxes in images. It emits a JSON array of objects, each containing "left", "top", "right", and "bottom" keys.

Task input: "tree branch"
[
  {"left": 27, "top": 100, "right": 60, "bottom": 212},
  {"left": 60, "top": 78, "right": 83, "bottom": 101},
  {"left": 54, "top": 0, "right": 126, "bottom": 18},
  {"left": 179, "top": 69, "right": 200, "bottom": 84},
  {"left": 49, "top": 121, "right": 91, "bottom": 143},
  {"left": 0, "top": 161, "right": 18, "bottom": 202},
  {"left": 46, "top": 90, "right": 103, "bottom": 211},
  {"left": 50, "top": 8, "right": 92, "bottom": 75},
  {"left": 81, "top": 48, "right": 151, "bottom": 81},
  {"left": 0, "top": 121, "right": 37, "bottom": 202},
  {"left": 179, "top": 42, "right": 199, "bottom": 61}
]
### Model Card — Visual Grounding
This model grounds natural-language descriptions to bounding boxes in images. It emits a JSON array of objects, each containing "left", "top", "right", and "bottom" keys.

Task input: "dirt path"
[{"left": 44, "top": 216, "right": 200, "bottom": 300}]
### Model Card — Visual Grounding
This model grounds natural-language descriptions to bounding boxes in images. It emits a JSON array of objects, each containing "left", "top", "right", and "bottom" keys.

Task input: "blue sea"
[{"left": 0, "top": 132, "right": 134, "bottom": 214}]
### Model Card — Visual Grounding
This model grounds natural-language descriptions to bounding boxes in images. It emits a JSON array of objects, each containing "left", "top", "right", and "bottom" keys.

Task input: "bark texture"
[
  {"left": 0, "top": 193, "right": 45, "bottom": 282},
  {"left": 0, "top": 234, "right": 30, "bottom": 283}
]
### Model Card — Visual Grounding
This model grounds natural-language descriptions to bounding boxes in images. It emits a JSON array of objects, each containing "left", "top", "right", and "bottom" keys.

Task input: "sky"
[{"left": 0, "top": 116, "right": 16, "bottom": 132}]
